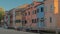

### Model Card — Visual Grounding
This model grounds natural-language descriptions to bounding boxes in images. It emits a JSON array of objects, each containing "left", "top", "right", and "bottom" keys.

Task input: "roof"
[{"left": 17, "top": 4, "right": 29, "bottom": 8}]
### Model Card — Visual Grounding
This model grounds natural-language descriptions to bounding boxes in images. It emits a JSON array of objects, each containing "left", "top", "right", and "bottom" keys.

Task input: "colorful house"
[
  {"left": 9, "top": 8, "right": 16, "bottom": 28},
  {"left": 4, "top": 11, "right": 10, "bottom": 28},
  {"left": 36, "top": 4, "right": 45, "bottom": 28},
  {"left": 15, "top": 8, "right": 24, "bottom": 29},
  {"left": 22, "top": 1, "right": 44, "bottom": 31},
  {"left": 44, "top": 0, "right": 56, "bottom": 29}
]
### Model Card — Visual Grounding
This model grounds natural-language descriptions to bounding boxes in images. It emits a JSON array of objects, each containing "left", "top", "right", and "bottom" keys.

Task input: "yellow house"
[
  {"left": 15, "top": 9, "right": 23, "bottom": 28},
  {"left": 15, "top": 4, "right": 29, "bottom": 28}
]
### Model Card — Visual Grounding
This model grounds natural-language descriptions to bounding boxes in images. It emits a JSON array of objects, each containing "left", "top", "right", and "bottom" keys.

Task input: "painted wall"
[
  {"left": 9, "top": 9, "right": 16, "bottom": 27},
  {"left": 22, "top": 4, "right": 37, "bottom": 29},
  {"left": 44, "top": 0, "right": 56, "bottom": 29},
  {"left": 24, "top": 2, "right": 44, "bottom": 29},
  {"left": 31, "top": 6, "right": 37, "bottom": 28},
  {"left": 15, "top": 10, "right": 22, "bottom": 28},
  {"left": 24, "top": 7, "right": 33, "bottom": 28},
  {"left": 36, "top": 4, "right": 45, "bottom": 28},
  {"left": 55, "top": 0, "right": 60, "bottom": 28}
]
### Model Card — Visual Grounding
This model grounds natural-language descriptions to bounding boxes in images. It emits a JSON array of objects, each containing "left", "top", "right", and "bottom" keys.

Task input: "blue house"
[{"left": 36, "top": 4, "right": 45, "bottom": 28}]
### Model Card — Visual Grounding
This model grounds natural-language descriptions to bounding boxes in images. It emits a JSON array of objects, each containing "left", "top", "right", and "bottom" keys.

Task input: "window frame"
[
  {"left": 41, "top": 7, "right": 44, "bottom": 12},
  {"left": 50, "top": 17, "right": 52, "bottom": 23}
]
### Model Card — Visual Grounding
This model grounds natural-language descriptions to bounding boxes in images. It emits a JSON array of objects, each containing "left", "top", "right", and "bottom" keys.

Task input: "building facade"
[
  {"left": 22, "top": 0, "right": 60, "bottom": 32},
  {"left": 22, "top": 1, "right": 44, "bottom": 30},
  {"left": 54, "top": 0, "right": 60, "bottom": 29},
  {"left": 9, "top": 8, "right": 16, "bottom": 27},
  {"left": 36, "top": 4, "right": 45, "bottom": 28},
  {"left": 15, "top": 8, "right": 23, "bottom": 29},
  {"left": 4, "top": 0, "right": 60, "bottom": 33},
  {"left": 4, "top": 11, "right": 10, "bottom": 28},
  {"left": 31, "top": 1, "right": 44, "bottom": 29},
  {"left": 44, "top": 0, "right": 59, "bottom": 30}
]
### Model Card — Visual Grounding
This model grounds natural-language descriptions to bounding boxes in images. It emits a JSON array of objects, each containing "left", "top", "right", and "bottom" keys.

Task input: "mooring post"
[{"left": 56, "top": 29, "right": 58, "bottom": 34}]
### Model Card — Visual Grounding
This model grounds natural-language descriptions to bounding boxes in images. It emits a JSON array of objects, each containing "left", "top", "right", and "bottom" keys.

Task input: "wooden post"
[{"left": 56, "top": 29, "right": 58, "bottom": 34}]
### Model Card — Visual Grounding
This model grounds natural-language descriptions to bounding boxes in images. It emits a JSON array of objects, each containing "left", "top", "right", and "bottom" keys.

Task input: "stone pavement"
[{"left": 0, "top": 27, "right": 38, "bottom": 34}]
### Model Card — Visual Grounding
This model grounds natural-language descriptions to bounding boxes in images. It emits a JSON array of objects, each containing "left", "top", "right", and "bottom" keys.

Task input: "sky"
[{"left": 0, "top": 0, "right": 33, "bottom": 11}]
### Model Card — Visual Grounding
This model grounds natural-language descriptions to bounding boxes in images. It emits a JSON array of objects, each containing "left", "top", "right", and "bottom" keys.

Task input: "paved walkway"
[{"left": 0, "top": 27, "right": 38, "bottom": 34}]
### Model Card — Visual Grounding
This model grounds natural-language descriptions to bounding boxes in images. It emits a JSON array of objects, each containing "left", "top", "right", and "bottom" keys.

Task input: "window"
[
  {"left": 35, "top": 10, "right": 37, "bottom": 14},
  {"left": 40, "top": 18, "right": 44, "bottom": 22},
  {"left": 45, "top": 6, "right": 47, "bottom": 12},
  {"left": 32, "top": 10, "right": 36, "bottom": 14},
  {"left": 22, "top": 20, "right": 24, "bottom": 23},
  {"left": 41, "top": 7, "right": 44, "bottom": 12},
  {"left": 50, "top": 17, "right": 52, "bottom": 23},
  {"left": 32, "top": 11, "right": 34, "bottom": 14},
  {"left": 41, "top": 18, "right": 44, "bottom": 19},
  {"left": 35, "top": 19, "right": 37, "bottom": 23},
  {"left": 22, "top": 14, "right": 24, "bottom": 16},
  {"left": 32, "top": 19, "right": 37, "bottom": 23},
  {"left": 37, "top": 9, "right": 39, "bottom": 13},
  {"left": 32, "top": 19, "right": 34, "bottom": 23},
  {"left": 22, "top": 20, "right": 27, "bottom": 24},
  {"left": 15, "top": 12, "right": 20, "bottom": 16},
  {"left": 28, "top": 12, "right": 30, "bottom": 15},
  {"left": 40, "top": 19, "right": 44, "bottom": 22},
  {"left": 23, "top": 13, "right": 26, "bottom": 16},
  {"left": 37, "top": 18, "right": 39, "bottom": 22},
  {"left": 25, "top": 13, "right": 27, "bottom": 16},
  {"left": 15, "top": 20, "right": 21, "bottom": 23},
  {"left": 24, "top": 20, "right": 27, "bottom": 24},
  {"left": 50, "top": 4, "right": 54, "bottom": 11}
]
